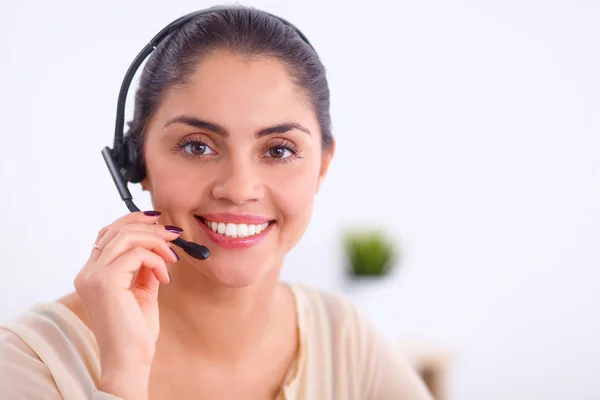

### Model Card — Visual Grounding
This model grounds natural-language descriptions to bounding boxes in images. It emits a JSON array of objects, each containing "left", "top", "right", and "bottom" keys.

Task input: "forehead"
[{"left": 153, "top": 50, "right": 316, "bottom": 131}]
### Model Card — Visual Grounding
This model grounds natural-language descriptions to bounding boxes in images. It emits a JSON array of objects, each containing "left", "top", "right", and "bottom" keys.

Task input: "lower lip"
[{"left": 195, "top": 218, "right": 273, "bottom": 249}]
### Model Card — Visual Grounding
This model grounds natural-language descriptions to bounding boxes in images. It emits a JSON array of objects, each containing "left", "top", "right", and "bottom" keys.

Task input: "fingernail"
[
  {"left": 168, "top": 273, "right": 172, "bottom": 283},
  {"left": 165, "top": 225, "right": 183, "bottom": 234},
  {"left": 144, "top": 210, "right": 161, "bottom": 217},
  {"left": 170, "top": 248, "right": 180, "bottom": 261}
]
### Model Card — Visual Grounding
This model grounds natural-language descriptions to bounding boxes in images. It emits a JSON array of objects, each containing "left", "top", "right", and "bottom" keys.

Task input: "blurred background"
[{"left": 1, "top": 0, "right": 599, "bottom": 399}]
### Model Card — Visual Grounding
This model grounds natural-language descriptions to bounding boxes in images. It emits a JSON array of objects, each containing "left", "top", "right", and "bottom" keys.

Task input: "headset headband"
[{"left": 112, "top": 7, "right": 315, "bottom": 154}]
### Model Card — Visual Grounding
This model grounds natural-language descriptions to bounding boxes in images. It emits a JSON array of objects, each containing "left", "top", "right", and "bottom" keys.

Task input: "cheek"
[
  {"left": 270, "top": 162, "right": 320, "bottom": 239},
  {"left": 145, "top": 150, "right": 207, "bottom": 212}
]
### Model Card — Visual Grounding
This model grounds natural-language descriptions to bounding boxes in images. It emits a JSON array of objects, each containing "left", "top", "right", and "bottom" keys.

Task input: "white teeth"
[
  {"left": 202, "top": 218, "right": 270, "bottom": 238},
  {"left": 225, "top": 223, "right": 237, "bottom": 238},
  {"left": 237, "top": 224, "right": 248, "bottom": 238}
]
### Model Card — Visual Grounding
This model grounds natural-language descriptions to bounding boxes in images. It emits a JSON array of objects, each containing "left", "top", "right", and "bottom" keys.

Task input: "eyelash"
[
  {"left": 265, "top": 139, "right": 302, "bottom": 164},
  {"left": 173, "top": 136, "right": 303, "bottom": 163},
  {"left": 174, "top": 136, "right": 213, "bottom": 160}
]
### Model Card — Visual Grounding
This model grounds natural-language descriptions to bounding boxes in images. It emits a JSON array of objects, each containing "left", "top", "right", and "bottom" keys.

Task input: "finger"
[
  {"left": 103, "top": 211, "right": 163, "bottom": 239},
  {"left": 95, "top": 211, "right": 162, "bottom": 246},
  {"left": 95, "top": 222, "right": 182, "bottom": 253},
  {"left": 89, "top": 225, "right": 110, "bottom": 260},
  {"left": 74, "top": 247, "right": 168, "bottom": 302},
  {"left": 131, "top": 265, "right": 163, "bottom": 295},
  {"left": 110, "top": 247, "right": 170, "bottom": 289},
  {"left": 99, "top": 230, "right": 179, "bottom": 266},
  {"left": 96, "top": 225, "right": 110, "bottom": 243},
  {"left": 89, "top": 212, "right": 161, "bottom": 260}
]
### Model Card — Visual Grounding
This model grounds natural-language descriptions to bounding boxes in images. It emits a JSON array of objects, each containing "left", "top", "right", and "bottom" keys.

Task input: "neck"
[{"left": 155, "top": 261, "right": 291, "bottom": 366}]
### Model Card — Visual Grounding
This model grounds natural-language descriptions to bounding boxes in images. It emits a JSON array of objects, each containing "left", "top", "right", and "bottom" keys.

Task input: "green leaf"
[{"left": 343, "top": 229, "right": 398, "bottom": 277}]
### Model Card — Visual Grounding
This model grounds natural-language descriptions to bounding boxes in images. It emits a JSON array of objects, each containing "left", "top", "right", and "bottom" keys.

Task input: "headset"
[{"left": 101, "top": 7, "right": 315, "bottom": 260}]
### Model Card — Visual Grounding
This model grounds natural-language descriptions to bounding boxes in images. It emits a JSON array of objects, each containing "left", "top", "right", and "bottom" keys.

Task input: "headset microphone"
[{"left": 101, "top": 147, "right": 210, "bottom": 260}]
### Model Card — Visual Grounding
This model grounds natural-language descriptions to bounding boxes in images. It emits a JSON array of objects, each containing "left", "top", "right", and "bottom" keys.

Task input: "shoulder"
[
  {"left": 290, "top": 283, "right": 355, "bottom": 327},
  {"left": 290, "top": 283, "right": 433, "bottom": 400},
  {"left": 0, "top": 326, "right": 63, "bottom": 399},
  {"left": 0, "top": 302, "right": 99, "bottom": 399},
  {"left": 290, "top": 282, "right": 382, "bottom": 350},
  {"left": 289, "top": 283, "right": 362, "bottom": 360}
]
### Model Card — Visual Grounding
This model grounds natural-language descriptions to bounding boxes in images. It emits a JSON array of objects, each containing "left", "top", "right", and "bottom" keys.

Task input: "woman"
[{"left": 0, "top": 6, "right": 432, "bottom": 400}]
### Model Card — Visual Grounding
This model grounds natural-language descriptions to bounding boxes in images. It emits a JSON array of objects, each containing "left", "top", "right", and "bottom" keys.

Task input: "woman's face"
[{"left": 142, "top": 50, "right": 334, "bottom": 288}]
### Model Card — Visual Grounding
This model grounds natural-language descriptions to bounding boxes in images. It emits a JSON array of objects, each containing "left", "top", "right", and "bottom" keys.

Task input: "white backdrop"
[{"left": 1, "top": 1, "right": 599, "bottom": 399}]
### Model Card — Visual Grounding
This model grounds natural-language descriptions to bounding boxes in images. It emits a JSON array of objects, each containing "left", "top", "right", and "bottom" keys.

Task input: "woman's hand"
[{"left": 74, "top": 211, "right": 182, "bottom": 400}]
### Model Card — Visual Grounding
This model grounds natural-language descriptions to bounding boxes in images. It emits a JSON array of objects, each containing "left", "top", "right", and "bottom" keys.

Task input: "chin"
[{"left": 192, "top": 252, "right": 276, "bottom": 288}]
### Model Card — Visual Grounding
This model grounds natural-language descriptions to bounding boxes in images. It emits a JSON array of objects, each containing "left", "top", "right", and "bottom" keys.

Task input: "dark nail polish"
[
  {"left": 143, "top": 210, "right": 161, "bottom": 217},
  {"left": 165, "top": 225, "right": 183, "bottom": 234},
  {"left": 171, "top": 248, "right": 180, "bottom": 261}
]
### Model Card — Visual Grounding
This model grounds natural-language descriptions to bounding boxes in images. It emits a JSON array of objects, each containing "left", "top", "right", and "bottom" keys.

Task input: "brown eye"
[
  {"left": 262, "top": 141, "right": 299, "bottom": 161},
  {"left": 268, "top": 146, "right": 288, "bottom": 159},
  {"left": 184, "top": 142, "right": 214, "bottom": 156}
]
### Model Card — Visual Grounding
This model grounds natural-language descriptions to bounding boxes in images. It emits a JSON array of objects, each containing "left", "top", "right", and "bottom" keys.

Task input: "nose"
[{"left": 211, "top": 157, "right": 265, "bottom": 205}]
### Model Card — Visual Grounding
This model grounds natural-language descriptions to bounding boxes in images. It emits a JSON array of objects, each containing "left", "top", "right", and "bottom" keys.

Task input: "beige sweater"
[{"left": 0, "top": 284, "right": 432, "bottom": 400}]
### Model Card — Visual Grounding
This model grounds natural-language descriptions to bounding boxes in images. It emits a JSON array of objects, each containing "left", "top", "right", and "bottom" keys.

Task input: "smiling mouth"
[{"left": 195, "top": 216, "right": 274, "bottom": 239}]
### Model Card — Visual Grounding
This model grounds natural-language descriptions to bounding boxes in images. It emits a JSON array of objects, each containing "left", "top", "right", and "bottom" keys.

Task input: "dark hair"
[{"left": 127, "top": 5, "right": 333, "bottom": 161}]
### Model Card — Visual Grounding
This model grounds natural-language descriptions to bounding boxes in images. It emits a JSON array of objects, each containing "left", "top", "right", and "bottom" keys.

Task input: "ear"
[
  {"left": 140, "top": 177, "right": 151, "bottom": 192},
  {"left": 316, "top": 138, "right": 336, "bottom": 193}
]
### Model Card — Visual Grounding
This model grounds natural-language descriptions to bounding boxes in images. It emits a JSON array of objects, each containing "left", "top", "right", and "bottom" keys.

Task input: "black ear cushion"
[{"left": 122, "top": 138, "right": 146, "bottom": 183}]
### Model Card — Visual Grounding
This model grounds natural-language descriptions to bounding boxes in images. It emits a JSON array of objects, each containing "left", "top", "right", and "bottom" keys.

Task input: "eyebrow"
[{"left": 163, "top": 115, "right": 311, "bottom": 138}]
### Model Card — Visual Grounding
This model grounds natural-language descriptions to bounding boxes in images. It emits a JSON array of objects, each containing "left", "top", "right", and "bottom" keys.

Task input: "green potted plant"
[{"left": 343, "top": 229, "right": 398, "bottom": 279}]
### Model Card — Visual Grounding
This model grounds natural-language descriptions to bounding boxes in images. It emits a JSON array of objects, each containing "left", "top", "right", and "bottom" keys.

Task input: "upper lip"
[{"left": 196, "top": 213, "right": 274, "bottom": 224}]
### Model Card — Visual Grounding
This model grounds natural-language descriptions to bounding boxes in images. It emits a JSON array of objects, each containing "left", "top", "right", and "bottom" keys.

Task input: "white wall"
[{"left": 1, "top": 0, "right": 599, "bottom": 399}]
